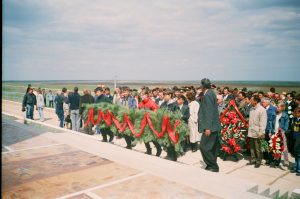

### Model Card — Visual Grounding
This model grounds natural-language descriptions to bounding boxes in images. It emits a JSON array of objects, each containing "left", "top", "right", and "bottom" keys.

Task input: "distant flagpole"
[{"left": 114, "top": 75, "right": 117, "bottom": 89}]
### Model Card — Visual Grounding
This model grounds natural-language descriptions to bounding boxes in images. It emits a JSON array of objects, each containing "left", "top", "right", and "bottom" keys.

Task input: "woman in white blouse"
[{"left": 186, "top": 91, "right": 200, "bottom": 152}]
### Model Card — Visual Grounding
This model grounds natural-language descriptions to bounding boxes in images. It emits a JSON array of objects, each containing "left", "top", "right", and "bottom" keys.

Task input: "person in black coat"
[
  {"left": 80, "top": 89, "right": 95, "bottom": 134},
  {"left": 198, "top": 78, "right": 221, "bottom": 172},
  {"left": 94, "top": 87, "right": 114, "bottom": 142},
  {"left": 22, "top": 88, "right": 37, "bottom": 120}
]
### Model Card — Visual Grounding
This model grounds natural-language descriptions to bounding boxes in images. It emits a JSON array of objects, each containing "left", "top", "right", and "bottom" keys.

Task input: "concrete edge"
[{"left": 2, "top": 99, "right": 55, "bottom": 111}]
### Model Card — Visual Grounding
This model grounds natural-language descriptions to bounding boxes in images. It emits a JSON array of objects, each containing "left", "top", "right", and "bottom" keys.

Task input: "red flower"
[
  {"left": 231, "top": 117, "right": 239, "bottom": 125},
  {"left": 222, "top": 145, "right": 233, "bottom": 154},
  {"left": 228, "top": 138, "right": 237, "bottom": 146},
  {"left": 234, "top": 145, "right": 241, "bottom": 152},
  {"left": 222, "top": 117, "right": 230, "bottom": 125},
  {"left": 227, "top": 111, "right": 237, "bottom": 120}
]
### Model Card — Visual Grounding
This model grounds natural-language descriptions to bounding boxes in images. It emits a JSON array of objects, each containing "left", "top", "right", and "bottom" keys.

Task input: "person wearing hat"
[
  {"left": 94, "top": 87, "right": 114, "bottom": 142},
  {"left": 198, "top": 78, "right": 221, "bottom": 172}
]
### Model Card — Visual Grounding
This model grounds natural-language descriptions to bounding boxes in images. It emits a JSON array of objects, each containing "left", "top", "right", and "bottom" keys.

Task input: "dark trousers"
[
  {"left": 167, "top": 145, "right": 177, "bottom": 161},
  {"left": 263, "top": 133, "right": 271, "bottom": 160},
  {"left": 287, "top": 130, "right": 295, "bottom": 156},
  {"left": 124, "top": 134, "right": 134, "bottom": 149},
  {"left": 249, "top": 138, "right": 262, "bottom": 164},
  {"left": 144, "top": 141, "right": 161, "bottom": 153},
  {"left": 102, "top": 128, "right": 114, "bottom": 142},
  {"left": 49, "top": 100, "right": 54, "bottom": 108},
  {"left": 200, "top": 131, "right": 220, "bottom": 169}
]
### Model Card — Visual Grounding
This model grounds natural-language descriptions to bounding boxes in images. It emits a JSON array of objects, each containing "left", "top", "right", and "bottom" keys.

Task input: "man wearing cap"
[
  {"left": 198, "top": 78, "right": 221, "bottom": 172},
  {"left": 94, "top": 87, "right": 114, "bottom": 142}
]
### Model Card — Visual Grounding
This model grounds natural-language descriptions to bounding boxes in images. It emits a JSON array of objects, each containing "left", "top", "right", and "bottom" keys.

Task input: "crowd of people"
[{"left": 21, "top": 80, "right": 300, "bottom": 175}]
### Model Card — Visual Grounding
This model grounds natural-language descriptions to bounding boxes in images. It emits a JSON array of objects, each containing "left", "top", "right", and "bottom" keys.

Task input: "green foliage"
[{"left": 82, "top": 103, "right": 189, "bottom": 155}]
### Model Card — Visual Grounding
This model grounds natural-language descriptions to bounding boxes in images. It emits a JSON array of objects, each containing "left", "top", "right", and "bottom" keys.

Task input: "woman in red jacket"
[
  {"left": 139, "top": 90, "right": 162, "bottom": 156},
  {"left": 138, "top": 90, "right": 158, "bottom": 111}
]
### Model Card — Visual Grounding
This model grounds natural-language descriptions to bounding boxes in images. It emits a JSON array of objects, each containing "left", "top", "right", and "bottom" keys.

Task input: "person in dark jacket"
[
  {"left": 68, "top": 87, "right": 81, "bottom": 132},
  {"left": 105, "top": 87, "right": 113, "bottom": 103},
  {"left": 94, "top": 87, "right": 114, "bottom": 142},
  {"left": 22, "top": 88, "right": 37, "bottom": 120},
  {"left": 285, "top": 93, "right": 298, "bottom": 155},
  {"left": 80, "top": 89, "right": 95, "bottom": 134},
  {"left": 160, "top": 90, "right": 178, "bottom": 112},
  {"left": 160, "top": 90, "right": 179, "bottom": 161},
  {"left": 176, "top": 94, "right": 190, "bottom": 152},
  {"left": 198, "top": 78, "right": 221, "bottom": 172},
  {"left": 240, "top": 95, "right": 252, "bottom": 119},
  {"left": 139, "top": 89, "right": 162, "bottom": 157},
  {"left": 54, "top": 90, "right": 65, "bottom": 128},
  {"left": 290, "top": 107, "right": 300, "bottom": 176}
]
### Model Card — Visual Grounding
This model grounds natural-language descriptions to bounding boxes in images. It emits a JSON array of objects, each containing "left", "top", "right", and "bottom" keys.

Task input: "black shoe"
[
  {"left": 145, "top": 149, "right": 152, "bottom": 155},
  {"left": 131, "top": 143, "right": 137, "bottom": 147},
  {"left": 125, "top": 145, "right": 132, "bottom": 149},
  {"left": 265, "top": 160, "right": 270, "bottom": 165},
  {"left": 156, "top": 148, "right": 162, "bottom": 157},
  {"left": 101, "top": 139, "right": 107, "bottom": 142},
  {"left": 246, "top": 162, "right": 255, "bottom": 166},
  {"left": 255, "top": 163, "right": 261, "bottom": 168},
  {"left": 270, "top": 163, "right": 275, "bottom": 168},
  {"left": 108, "top": 137, "right": 114, "bottom": 143},
  {"left": 165, "top": 156, "right": 177, "bottom": 161},
  {"left": 205, "top": 166, "right": 219, "bottom": 172},
  {"left": 296, "top": 173, "right": 300, "bottom": 176}
]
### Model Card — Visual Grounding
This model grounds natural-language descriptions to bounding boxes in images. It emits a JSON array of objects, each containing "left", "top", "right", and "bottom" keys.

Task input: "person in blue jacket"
[{"left": 269, "top": 102, "right": 289, "bottom": 167}]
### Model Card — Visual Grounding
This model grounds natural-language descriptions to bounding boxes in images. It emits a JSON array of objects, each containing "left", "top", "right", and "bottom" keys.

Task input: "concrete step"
[
  {"left": 291, "top": 189, "right": 300, "bottom": 199},
  {"left": 247, "top": 184, "right": 292, "bottom": 199}
]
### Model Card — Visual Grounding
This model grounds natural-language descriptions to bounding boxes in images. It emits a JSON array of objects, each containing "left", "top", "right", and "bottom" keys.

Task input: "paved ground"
[
  {"left": 2, "top": 100, "right": 300, "bottom": 198},
  {"left": 2, "top": 117, "right": 218, "bottom": 199}
]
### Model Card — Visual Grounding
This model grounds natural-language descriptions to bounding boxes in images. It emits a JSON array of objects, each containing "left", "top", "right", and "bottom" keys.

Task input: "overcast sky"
[{"left": 3, "top": 0, "right": 300, "bottom": 81}]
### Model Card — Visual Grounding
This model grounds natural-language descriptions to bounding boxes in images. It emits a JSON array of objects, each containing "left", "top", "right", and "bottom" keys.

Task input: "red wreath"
[
  {"left": 219, "top": 100, "right": 248, "bottom": 155},
  {"left": 84, "top": 108, "right": 180, "bottom": 144}
]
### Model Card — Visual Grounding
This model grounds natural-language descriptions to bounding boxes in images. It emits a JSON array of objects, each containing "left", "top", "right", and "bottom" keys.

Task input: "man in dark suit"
[{"left": 198, "top": 78, "right": 221, "bottom": 172}]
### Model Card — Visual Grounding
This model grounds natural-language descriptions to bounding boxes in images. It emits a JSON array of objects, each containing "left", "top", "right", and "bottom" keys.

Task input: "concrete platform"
[
  {"left": 2, "top": 117, "right": 220, "bottom": 199},
  {"left": 2, "top": 100, "right": 299, "bottom": 198}
]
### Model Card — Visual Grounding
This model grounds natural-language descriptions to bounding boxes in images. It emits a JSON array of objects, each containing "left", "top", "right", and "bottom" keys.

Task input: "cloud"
[{"left": 3, "top": 0, "right": 300, "bottom": 81}]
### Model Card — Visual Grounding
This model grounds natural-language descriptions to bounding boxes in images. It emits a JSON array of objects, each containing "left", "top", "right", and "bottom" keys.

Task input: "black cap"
[{"left": 105, "top": 87, "right": 110, "bottom": 91}]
